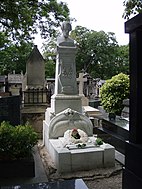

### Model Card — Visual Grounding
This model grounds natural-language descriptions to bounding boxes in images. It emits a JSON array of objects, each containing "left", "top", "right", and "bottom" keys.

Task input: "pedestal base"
[{"left": 46, "top": 137, "right": 115, "bottom": 173}]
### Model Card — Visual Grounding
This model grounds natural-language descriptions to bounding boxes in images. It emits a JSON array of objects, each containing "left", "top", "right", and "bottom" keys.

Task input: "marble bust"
[{"left": 57, "top": 21, "right": 75, "bottom": 47}]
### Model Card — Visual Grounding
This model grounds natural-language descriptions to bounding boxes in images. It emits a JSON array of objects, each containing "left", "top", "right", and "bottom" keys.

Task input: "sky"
[{"left": 34, "top": 0, "right": 129, "bottom": 50}]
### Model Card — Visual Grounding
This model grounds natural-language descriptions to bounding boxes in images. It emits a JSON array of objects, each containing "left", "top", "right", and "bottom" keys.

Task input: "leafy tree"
[
  {"left": 123, "top": 0, "right": 142, "bottom": 19},
  {"left": 44, "top": 52, "right": 56, "bottom": 78},
  {"left": 115, "top": 45, "right": 129, "bottom": 75},
  {"left": 0, "top": 0, "right": 70, "bottom": 42},
  {"left": 42, "top": 37, "right": 56, "bottom": 78},
  {"left": 71, "top": 26, "right": 129, "bottom": 80},
  {"left": 0, "top": 0, "right": 70, "bottom": 75},
  {"left": 0, "top": 35, "right": 33, "bottom": 75}
]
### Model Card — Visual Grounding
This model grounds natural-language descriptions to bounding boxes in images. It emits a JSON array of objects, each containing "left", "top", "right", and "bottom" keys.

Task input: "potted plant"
[
  {"left": 0, "top": 121, "right": 38, "bottom": 177},
  {"left": 100, "top": 73, "right": 130, "bottom": 120}
]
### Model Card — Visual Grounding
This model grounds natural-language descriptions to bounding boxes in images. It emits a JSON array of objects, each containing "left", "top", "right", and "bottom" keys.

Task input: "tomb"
[
  {"left": 23, "top": 45, "right": 48, "bottom": 105},
  {"left": 8, "top": 71, "right": 23, "bottom": 96},
  {"left": 43, "top": 21, "right": 115, "bottom": 173}
]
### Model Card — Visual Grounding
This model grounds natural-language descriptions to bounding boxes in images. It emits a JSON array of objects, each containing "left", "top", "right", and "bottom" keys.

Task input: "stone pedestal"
[
  {"left": 51, "top": 94, "right": 82, "bottom": 114},
  {"left": 55, "top": 46, "right": 78, "bottom": 96},
  {"left": 47, "top": 137, "right": 115, "bottom": 173}
]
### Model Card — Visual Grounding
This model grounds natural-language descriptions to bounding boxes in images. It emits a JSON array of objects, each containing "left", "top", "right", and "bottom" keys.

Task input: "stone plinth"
[
  {"left": 51, "top": 94, "right": 82, "bottom": 114},
  {"left": 83, "top": 106, "right": 102, "bottom": 117},
  {"left": 47, "top": 137, "right": 115, "bottom": 173},
  {"left": 55, "top": 46, "right": 77, "bottom": 95}
]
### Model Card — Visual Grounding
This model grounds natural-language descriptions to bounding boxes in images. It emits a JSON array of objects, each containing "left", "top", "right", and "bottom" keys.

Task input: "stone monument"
[
  {"left": 43, "top": 21, "right": 115, "bottom": 173},
  {"left": 24, "top": 45, "right": 45, "bottom": 89},
  {"left": 23, "top": 45, "right": 48, "bottom": 105}
]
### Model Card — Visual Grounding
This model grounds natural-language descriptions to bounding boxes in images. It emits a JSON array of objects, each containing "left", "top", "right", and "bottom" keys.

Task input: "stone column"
[
  {"left": 50, "top": 21, "right": 82, "bottom": 114},
  {"left": 55, "top": 46, "right": 78, "bottom": 95}
]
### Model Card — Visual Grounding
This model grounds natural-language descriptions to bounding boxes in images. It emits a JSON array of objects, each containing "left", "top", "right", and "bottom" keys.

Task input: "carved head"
[{"left": 61, "top": 21, "right": 72, "bottom": 38}]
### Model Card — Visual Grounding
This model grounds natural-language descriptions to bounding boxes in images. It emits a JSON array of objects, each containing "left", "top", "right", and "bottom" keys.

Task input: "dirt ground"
[{"left": 38, "top": 143, "right": 123, "bottom": 189}]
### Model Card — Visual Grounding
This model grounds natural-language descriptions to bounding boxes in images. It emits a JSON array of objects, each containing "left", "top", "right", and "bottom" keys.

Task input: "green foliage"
[
  {"left": 95, "top": 138, "right": 103, "bottom": 146},
  {"left": 115, "top": 45, "right": 129, "bottom": 75},
  {"left": 0, "top": 121, "right": 38, "bottom": 160},
  {"left": 0, "top": 39, "right": 33, "bottom": 75},
  {"left": 43, "top": 39, "right": 56, "bottom": 78},
  {"left": 45, "top": 60, "right": 56, "bottom": 78},
  {"left": 123, "top": 0, "right": 142, "bottom": 20},
  {"left": 0, "top": 0, "right": 70, "bottom": 42},
  {"left": 100, "top": 73, "right": 130, "bottom": 115},
  {"left": 71, "top": 26, "right": 129, "bottom": 79},
  {"left": 0, "top": 0, "right": 70, "bottom": 74},
  {"left": 76, "top": 143, "right": 86, "bottom": 148}
]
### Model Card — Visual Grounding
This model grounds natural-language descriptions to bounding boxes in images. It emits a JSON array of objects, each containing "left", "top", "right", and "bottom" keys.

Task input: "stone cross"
[{"left": 77, "top": 72, "right": 87, "bottom": 95}]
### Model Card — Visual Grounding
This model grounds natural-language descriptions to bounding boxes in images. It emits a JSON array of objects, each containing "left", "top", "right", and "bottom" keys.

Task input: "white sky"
[
  {"left": 62, "top": 0, "right": 129, "bottom": 45},
  {"left": 34, "top": 0, "right": 129, "bottom": 50}
]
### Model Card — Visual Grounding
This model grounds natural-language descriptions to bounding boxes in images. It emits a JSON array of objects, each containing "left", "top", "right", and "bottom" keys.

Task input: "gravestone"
[
  {"left": 77, "top": 72, "right": 89, "bottom": 106},
  {"left": 0, "top": 96, "right": 21, "bottom": 126},
  {"left": 23, "top": 45, "right": 47, "bottom": 105},
  {"left": 43, "top": 21, "right": 115, "bottom": 173},
  {"left": 0, "top": 76, "right": 7, "bottom": 92},
  {"left": 76, "top": 72, "right": 101, "bottom": 117},
  {"left": 121, "top": 99, "right": 129, "bottom": 119},
  {"left": 122, "top": 13, "right": 142, "bottom": 189},
  {"left": 21, "top": 46, "right": 48, "bottom": 138},
  {"left": 88, "top": 78, "right": 103, "bottom": 109},
  {"left": 8, "top": 71, "right": 23, "bottom": 96},
  {"left": 0, "top": 179, "right": 89, "bottom": 189},
  {"left": 96, "top": 115, "right": 129, "bottom": 154},
  {"left": 24, "top": 45, "right": 45, "bottom": 89}
]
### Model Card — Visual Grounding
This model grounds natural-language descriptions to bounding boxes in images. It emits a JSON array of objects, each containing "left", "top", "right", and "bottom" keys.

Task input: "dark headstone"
[
  {"left": 122, "top": 13, "right": 142, "bottom": 188},
  {"left": 0, "top": 179, "right": 88, "bottom": 189},
  {"left": 0, "top": 75, "right": 5, "bottom": 83},
  {"left": 95, "top": 116, "right": 129, "bottom": 154},
  {"left": 89, "top": 99, "right": 101, "bottom": 108},
  {"left": 0, "top": 96, "right": 21, "bottom": 126}
]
